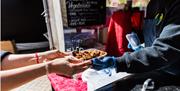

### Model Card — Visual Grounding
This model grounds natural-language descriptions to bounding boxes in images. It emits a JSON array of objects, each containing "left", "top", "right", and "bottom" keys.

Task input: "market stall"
[
  {"left": 44, "top": 0, "right": 145, "bottom": 90},
  {"left": 42, "top": 0, "right": 180, "bottom": 91}
]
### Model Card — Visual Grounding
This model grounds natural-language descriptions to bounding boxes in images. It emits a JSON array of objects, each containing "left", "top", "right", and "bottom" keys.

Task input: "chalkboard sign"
[{"left": 66, "top": 0, "right": 106, "bottom": 27}]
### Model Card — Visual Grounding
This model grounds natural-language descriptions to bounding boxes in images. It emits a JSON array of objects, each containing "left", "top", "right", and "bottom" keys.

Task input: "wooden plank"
[{"left": 47, "top": 0, "right": 65, "bottom": 51}]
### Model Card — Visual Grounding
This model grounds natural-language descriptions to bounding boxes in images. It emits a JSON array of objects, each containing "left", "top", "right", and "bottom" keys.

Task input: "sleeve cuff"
[
  {"left": 115, "top": 53, "right": 131, "bottom": 72},
  {"left": 0, "top": 51, "right": 12, "bottom": 62}
]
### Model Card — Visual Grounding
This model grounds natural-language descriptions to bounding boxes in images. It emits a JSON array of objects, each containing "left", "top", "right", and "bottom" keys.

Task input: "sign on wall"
[{"left": 66, "top": 0, "right": 106, "bottom": 27}]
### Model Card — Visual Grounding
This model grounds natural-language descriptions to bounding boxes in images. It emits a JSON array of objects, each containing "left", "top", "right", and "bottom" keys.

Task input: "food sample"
[{"left": 72, "top": 49, "right": 107, "bottom": 60}]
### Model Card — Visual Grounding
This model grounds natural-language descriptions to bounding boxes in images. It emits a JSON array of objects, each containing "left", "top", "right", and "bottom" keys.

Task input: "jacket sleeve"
[
  {"left": 0, "top": 51, "right": 11, "bottom": 62},
  {"left": 116, "top": 24, "right": 180, "bottom": 73}
]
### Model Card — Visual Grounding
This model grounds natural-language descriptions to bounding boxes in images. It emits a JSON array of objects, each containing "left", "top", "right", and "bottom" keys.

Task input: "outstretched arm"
[
  {"left": 1, "top": 50, "right": 68, "bottom": 70},
  {"left": 1, "top": 61, "right": 50, "bottom": 91},
  {"left": 1, "top": 57, "right": 91, "bottom": 91},
  {"left": 116, "top": 24, "right": 180, "bottom": 73},
  {"left": 91, "top": 24, "right": 180, "bottom": 75}
]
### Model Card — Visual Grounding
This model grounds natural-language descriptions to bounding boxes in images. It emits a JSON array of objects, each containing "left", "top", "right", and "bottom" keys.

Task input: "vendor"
[{"left": 92, "top": 0, "right": 180, "bottom": 83}]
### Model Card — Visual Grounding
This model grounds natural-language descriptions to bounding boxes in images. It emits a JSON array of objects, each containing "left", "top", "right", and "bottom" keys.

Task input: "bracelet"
[
  {"left": 35, "top": 53, "right": 40, "bottom": 64},
  {"left": 43, "top": 60, "right": 49, "bottom": 75}
]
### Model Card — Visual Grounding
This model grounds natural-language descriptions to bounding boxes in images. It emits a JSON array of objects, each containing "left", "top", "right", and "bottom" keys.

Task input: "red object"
[
  {"left": 131, "top": 11, "right": 143, "bottom": 31},
  {"left": 106, "top": 11, "right": 132, "bottom": 56},
  {"left": 105, "top": 10, "right": 144, "bottom": 56},
  {"left": 48, "top": 73, "right": 87, "bottom": 91},
  {"left": 35, "top": 53, "right": 39, "bottom": 64},
  {"left": 131, "top": 10, "right": 144, "bottom": 42}
]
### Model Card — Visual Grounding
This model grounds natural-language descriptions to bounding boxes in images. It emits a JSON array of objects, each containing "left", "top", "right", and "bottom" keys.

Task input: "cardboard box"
[{"left": 0, "top": 40, "right": 16, "bottom": 53}]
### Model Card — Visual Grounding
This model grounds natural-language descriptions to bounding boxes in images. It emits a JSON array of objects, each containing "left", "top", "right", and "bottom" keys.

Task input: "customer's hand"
[
  {"left": 91, "top": 56, "right": 116, "bottom": 70},
  {"left": 49, "top": 57, "right": 92, "bottom": 77},
  {"left": 39, "top": 50, "right": 70, "bottom": 61}
]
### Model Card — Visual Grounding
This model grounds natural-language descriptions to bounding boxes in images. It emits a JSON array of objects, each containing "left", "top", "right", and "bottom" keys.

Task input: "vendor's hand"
[
  {"left": 49, "top": 57, "right": 91, "bottom": 77},
  {"left": 128, "top": 43, "right": 143, "bottom": 51},
  {"left": 91, "top": 56, "right": 116, "bottom": 70}
]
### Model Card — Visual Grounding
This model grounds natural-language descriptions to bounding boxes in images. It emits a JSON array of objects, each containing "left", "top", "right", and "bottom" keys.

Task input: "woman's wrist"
[
  {"left": 44, "top": 61, "right": 53, "bottom": 74},
  {"left": 34, "top": 52, "right": 47, "bottom": 63}
]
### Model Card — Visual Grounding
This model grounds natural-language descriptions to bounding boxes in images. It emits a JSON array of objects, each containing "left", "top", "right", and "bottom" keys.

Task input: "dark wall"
[{"left": 1, "top": 0, "right": 47, "bottom": 43}]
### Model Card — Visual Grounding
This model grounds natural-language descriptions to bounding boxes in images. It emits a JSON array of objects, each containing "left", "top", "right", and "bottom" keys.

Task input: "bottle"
[{"left": 126, "top": 32, "right": 141, "bottom": 50}]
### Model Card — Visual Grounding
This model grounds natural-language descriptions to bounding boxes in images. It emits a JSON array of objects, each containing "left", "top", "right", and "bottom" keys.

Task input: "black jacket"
[
  {"left": 116, "top": 24, "right": 180, "bottom": 76},
  {"left": 116, "top": 0, "right": 180, "bottom": 76}
]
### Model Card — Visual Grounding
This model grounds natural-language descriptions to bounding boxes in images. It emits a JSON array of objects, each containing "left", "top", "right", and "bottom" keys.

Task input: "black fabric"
[
  {"left": 0, "top": 51, "right": 12, "bottom": 62},
  {"left": 112, "top": 71, "right": 180, "bottom": 91},
  {"left": 116, "top": 24, "right": 180, "bottom": 75},
  {"left": 146, "top": 0, "right": 165, "bottom": 19},
  {"left": 161, "top": 0, "right": 180, "bottom": 28},
  {"left": 146, "top": 0, "right": 180, "bottom": 35},
  {"left": 115, "top": 0, "right": 180, "bottom": 76},
  {"left": 1, "top": 0, "right": 47, "bottom": 43},
  {"left": 95, "top": 71, "right": 180, "bottom": 91}
]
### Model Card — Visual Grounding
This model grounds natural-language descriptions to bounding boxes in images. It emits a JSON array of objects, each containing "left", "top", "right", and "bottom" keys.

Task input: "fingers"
[
  {"left": 74, "top": 60, "right": 92, "bottom": 67},
  {"left": 70, "top": 60, "right": 92, "bottom": 73},
  {"left": 66, "top": 56, "right": 83, "bottom": 63},
  {"left": 44, "top": 50, "right": 71, "bottom": 60},
  {"left": 66, "top": 55, "right": 79, "bottom": 60},
  {"left": 55, "top": 51, "right": 70, "bottom": 58},
  {"left": 57, "top": 51, "right": 70, "bottom": 56}
]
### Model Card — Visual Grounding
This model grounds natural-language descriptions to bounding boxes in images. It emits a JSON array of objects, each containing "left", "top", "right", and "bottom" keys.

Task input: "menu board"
[{"left": 66, "top": 0, "right": 106, "bottom": 27}]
